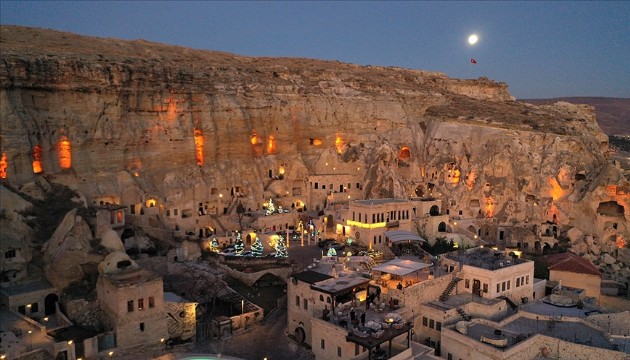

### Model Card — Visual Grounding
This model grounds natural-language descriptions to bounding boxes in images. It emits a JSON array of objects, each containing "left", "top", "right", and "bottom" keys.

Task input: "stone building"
[
  {"left": 547, "top": 252, "right": 602, "bottom": 300},
  {"left": 344, "top": 199, "right": 415, "bottom": 250},
  {"left": 440, "top": 247, "right": 542, "bottom": 305},
  {"left": 96, "top": 252, "right": 169, "bottom": 355}
]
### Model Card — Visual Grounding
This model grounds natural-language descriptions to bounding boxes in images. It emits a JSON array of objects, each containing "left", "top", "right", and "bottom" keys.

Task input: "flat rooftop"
[
  {"left": 310, "top": 274, "right": 371, "bottom": 295},
  {"left": 0, "top": 279, "right": 54, "bottom": 296},
  {"left": 444, "top": 247, "right": 528, "bottom": 271},
  {"left": 461, "top": 315, "right": 617, "bottom": 352},
  {"left": 426, "top": 292, "right": 502, "bottom": 311},
  {"left": 354, "top": 198, "right": 409, "bottom": 206}
]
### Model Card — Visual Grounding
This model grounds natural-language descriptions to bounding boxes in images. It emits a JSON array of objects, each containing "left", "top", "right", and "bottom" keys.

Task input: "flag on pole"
[{"left": 470, "top": 58, "right": 477, "bottom": 64}]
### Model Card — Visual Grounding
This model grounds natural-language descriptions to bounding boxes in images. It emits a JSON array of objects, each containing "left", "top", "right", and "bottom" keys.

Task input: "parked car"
[
  {"left": 220, "top": 247, "right": 237, "bottom": 256},
  {"left": 328, "top": 242, "right": 345, "bottom": 251},
  {"left": 318, "top": 238, "right": 336, "bottom": 248}
]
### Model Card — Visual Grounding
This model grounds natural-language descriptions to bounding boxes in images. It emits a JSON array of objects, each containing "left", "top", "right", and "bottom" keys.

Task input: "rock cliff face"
[{"left": 0, "top": 26, "right": 628, "bottom": 268}]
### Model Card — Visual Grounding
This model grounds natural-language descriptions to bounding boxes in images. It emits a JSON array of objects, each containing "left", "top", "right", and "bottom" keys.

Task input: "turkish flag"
[{"left": 470, "top": 58, "right": 477, "bottom": 64}]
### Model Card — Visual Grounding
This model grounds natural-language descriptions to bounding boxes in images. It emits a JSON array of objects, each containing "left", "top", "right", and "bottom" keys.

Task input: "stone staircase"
[
  {"left": 439, "top": 277, "right": 462, "bottom": 301},
  {"left": 457, "top": 307, "right": 472, "bottom": 321},
  {"left": 498, "top": 295, "right": 519, "bottom": 311}
]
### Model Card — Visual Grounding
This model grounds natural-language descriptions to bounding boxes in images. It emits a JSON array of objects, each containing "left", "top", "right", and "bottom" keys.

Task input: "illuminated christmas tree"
[
  {"left": 251, "top": 237, "right": 263, "bottom": 257},
  {"left": 265, "top": 198, "right": 276, "bottom": 216},
  {"left": 210, "top": 238, "right": 219, "bottom": 253},
  {"left": 327, "top": 247, "right": 337, "bottom": 256},
  {"left": 275, "top": 235, "right": 288, "bottom": 258},
  {"left": 234, "top": 232, "right": 244, "bottom": 255}
]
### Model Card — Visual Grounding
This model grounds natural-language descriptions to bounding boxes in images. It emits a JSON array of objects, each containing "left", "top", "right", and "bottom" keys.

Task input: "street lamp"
[
  {"left": 241, "top": 299, "right": 244, "bottom": 315},
  {"left": 28, "top": 330, "right": 32, "bottom": 351}
]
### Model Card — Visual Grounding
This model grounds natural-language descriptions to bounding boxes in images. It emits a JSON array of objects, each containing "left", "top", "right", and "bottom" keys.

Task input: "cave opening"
[{"left": 597, "top": 201, "right": 625, "bottom": 217}]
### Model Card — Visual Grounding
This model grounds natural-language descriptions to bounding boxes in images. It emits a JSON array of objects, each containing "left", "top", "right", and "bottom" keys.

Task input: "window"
[
  {"left": 296, "top": 295, "right": 300, "bottom": 306},
  {"left": 315, "top": 182, "right": 319, "bottom": 189},
  {"left": 355, "top": 344, "right": 360, "bottom": 356},
  {"left": 321, "top": 339, "right": 325, "bottom": 349},
  {"left": 320, "top": 295, "right": 324, "bottom": 302},
  {"left": 140, "top": 323, "right": 145, "bottom": 332},
  {"left": 149, "top": 296, "right": 155, "bottom": 308},
  {"left": 465, "top": 279, "right": 470, "bottom": 289},
  {"left": 174, "top": 209, "right": 178, "bottom": 216},
  {"left": 423, "top": 316, "right": 428, "bottom": 326},
  {"left": 502, "top": 282, "right": 506, "bottom": 292},
  {"left": 429, "top": 319, "right": 434, "bottom": 329},
  {"left": 31, "top": 303, "right": 38, "bottom": 313},
  {"left": 483, "top": 283, "right": 488, "bottom": 293},
  {"left": 322, "top": 185, "right": 326, "bottom": 190},
  {"left": 327, "top": 297, "right": 332, "bottom": 304},
  {"left": 526, "top": 275, "right": 529, "bottom": 284},
  {"left": 337, "top": 346, "right": 342, "bottom": 357},
  {"left": 4, "top": 249, "right": 16, "bottom": 258},
  {"left": 436, "top": 322, "right": 442, "bottom": 331},
  {"left": 448, "top": 354, "right": 453, "bottom": 360},
  {"left": 166, "top": 209, "right": 171, "bottom": 216},
  {"left": 127, "top": 300, "right": 134, "bottom": 312},
  {"left": 497, "top": 284, "right": 500, "bottom": 293},
  {"left": 303, "top": 300, "right": 308, "bottom": 310},
  {"left": 348, "top": 183, "right": 351, "bottom": 189},
  {"left": 517, "top": 278, "right": 520, "bottom": 287},
  {"left": 507, "top": 281, "right": 511, "bottom": 290},
  {"left": 138, "top": 298, "right": 144, "bottom": 310}
]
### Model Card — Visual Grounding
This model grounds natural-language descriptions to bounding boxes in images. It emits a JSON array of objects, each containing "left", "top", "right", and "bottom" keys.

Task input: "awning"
[
  {"left": 371, "top": 264, "right": 417, "bottom": 276},
  {"left": 384, "top": 230, "right": 426, "bottom": 243},
  {"left": 387, "top": 259, "right": 432, "bottom": 271}
]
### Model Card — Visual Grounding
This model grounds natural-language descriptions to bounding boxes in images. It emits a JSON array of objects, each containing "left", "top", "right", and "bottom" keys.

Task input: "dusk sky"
[{"left": 1, "top": 1, "right": 628, "bottom": 99}]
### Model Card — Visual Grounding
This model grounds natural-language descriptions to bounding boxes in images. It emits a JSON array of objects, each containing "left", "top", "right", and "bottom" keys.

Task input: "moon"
[{"left": 468, "top": 34, "right": 478, "bottom": 45}]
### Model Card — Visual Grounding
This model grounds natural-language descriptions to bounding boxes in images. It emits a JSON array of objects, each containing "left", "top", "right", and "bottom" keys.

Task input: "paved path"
[{"left": 190, "top": 304, "right": 314, "bottom": 360}]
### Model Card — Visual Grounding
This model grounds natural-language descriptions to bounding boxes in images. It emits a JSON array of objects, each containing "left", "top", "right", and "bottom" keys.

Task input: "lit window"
[{"left": 138, "top": 298, "right": 144, "bottom": 310}]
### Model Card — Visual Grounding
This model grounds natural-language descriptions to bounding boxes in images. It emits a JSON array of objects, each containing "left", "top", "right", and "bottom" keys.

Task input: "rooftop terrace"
[{"left": 444, "top": 247, "right": 528, "bottom": 271}]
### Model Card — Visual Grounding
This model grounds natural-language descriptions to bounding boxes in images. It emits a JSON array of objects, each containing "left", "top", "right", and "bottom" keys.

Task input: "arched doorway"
[
  {"left": 399, "top": 146, "right": 411, "bottom": 160},
  {"left": 430, "top": 205, "right": 440, "bottom": 216},
  {"left": 467, "top": 225, "right": 476, "bottom": 234},
  {"left": 246, "top": 234, "right": 252, "bottom": 246},
  {"left": 415, "top": 185, "right": 425, "bottom": 197},
  {"left": 45, "top": 293, "right": 59, "bottom": 315},
  {"left": 294, "top": 327, "right": 306, "bottom": 343},
  {"left": 438, "top": 222, "right": 447, "bottom": 232}
]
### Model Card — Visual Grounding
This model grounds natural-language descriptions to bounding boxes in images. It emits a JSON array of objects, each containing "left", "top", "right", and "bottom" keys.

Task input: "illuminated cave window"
[
  {"left": 32, "top": 145, "right": 43, "bottom": 174},
  {"left": 0, "top": 152, "right": 8, "bottom": 179},
  {"left": 399, "top": 146, "right": 411, "bottom": 160}
]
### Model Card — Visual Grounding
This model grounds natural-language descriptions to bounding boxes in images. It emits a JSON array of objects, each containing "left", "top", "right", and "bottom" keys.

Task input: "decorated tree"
[
  {"left": 210, "top": 238, "right": 219, "bottom": 253},
  {"left": 251, "top": 237, "right": 263, "bottom": 257},
  {"left": 234, "top": 232, "right": 244, "bottom": 255},
  {"left": 265, "top": 198, "right": 276, "bottom": 216},
  {"left": 275, "top": 235, "right": 288, "bottom": 258},
  {"left": 327, "top": 247, "right": 337, "bottom": 256}
]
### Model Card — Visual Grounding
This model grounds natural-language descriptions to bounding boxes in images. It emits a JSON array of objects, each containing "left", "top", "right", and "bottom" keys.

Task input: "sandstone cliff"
[{"left": 0, "top": 26, "right": 628, "bottom": 278}]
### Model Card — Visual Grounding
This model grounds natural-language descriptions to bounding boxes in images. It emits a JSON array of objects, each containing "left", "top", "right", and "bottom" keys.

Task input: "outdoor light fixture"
[
  {"left": 67, "top": 340, "right": 73, "bottom": 345},
  {"left": 108, "top": 351, "right": 114, "bottom": 357}
]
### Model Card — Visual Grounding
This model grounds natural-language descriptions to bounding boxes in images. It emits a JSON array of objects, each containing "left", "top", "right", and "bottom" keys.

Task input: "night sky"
[{"left": 1, "top": 1, "right": 628, "bottom": 99}]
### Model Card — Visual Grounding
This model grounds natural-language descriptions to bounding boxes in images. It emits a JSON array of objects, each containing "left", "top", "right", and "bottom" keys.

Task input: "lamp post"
[{"left": 28, "top": 330, "right": 32, "bottom": 351}]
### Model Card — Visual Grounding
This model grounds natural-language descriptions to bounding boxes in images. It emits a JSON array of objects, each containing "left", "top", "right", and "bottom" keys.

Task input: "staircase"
[
  {"left": 457, "top": 307, "right": 472, "bottom": 321},
  {"left": 439, "top": 277, "right": 462, "bottom": 301},
  {"left": 498, "top": 295, "right": 519, "bottom": 311}
]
